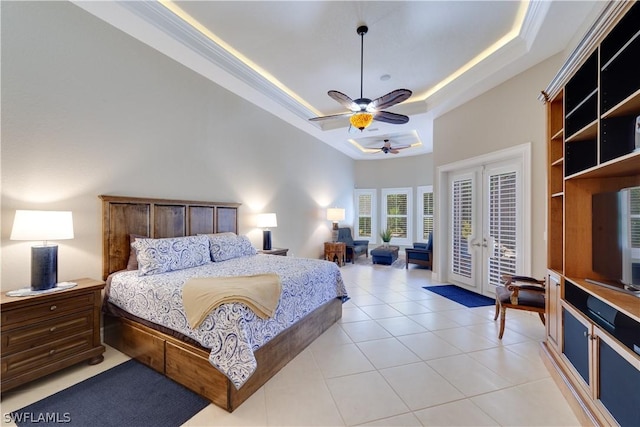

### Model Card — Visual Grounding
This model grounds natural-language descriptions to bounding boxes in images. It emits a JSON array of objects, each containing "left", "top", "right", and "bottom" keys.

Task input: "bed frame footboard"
[{"left": 104, "top": 297, "right": 342, "bottom": 412}]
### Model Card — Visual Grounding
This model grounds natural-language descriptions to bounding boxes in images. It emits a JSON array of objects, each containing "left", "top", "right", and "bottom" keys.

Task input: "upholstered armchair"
[
  {"left": 336, "top": 227, "right": 369, "bottom": 263},
  {"left": 405, "top": 233, "right": 433, "bottom": 269}
]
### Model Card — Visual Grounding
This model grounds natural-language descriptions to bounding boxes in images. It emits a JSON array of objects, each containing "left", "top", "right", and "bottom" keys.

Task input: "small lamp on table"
[
  {"left": 10, "top": 210, "right": 74, "bottom": 291},
  {"left": 326, "top": 208, "right": 345, "bottom": 242},
  {"left": 257, "top": 213, "right": 277, "bottom": 251}
]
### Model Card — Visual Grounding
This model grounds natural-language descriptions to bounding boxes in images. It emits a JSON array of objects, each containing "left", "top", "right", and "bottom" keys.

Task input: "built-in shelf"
[
  {"left": 565, "top": 150, "right": 640, "bottom": 180},
  {"left": 543, "top": 3, "right": 640, "bottom": 425},
  {"left": 566, "top": 88, "right": 598, "bottom": 119},
  {"left": 566, "top": 277, "right": 640, "bottom": 323},
  {"left": 552, "top": 128, "right": 564, "bottom": 141},
  {"left": 601, "top": 88, "right": 640, "bottom": 119},
  {"left": 565, "top": 120, "right": 598, "bottom": 142}
]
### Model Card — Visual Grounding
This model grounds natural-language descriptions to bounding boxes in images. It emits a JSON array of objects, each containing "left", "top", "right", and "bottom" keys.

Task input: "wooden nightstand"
[
  {"left": 1, "top": 278, "right": 106, "bottom": 393},
  {"left": 324, "top": 242, "right": 346, "bottom": 267},
  {"left": 259, "top": 248, "right": 288, "bottom": 256}
]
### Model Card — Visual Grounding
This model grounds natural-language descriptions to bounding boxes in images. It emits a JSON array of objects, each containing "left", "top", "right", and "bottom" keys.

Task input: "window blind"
[
  {"left": 488, "top": 172, "right": 517, "bottom": 287},
  {"left": 452, "top": 178, "right": 473, "bottom": 278},
  {"left": 357, "top": 193, "right": 372, "bottom": 238}
]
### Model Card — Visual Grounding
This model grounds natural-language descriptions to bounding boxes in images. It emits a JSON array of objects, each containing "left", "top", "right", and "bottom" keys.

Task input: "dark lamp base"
[
  {"left": 263, "top": 230, "right": 272, "bottom": 251},
  {"left": 31, "top": 245, "right": 58, "bottom": 291}
]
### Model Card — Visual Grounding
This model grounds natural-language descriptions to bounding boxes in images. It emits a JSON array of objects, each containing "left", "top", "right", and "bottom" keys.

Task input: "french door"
[{"left": 448, "top": 159, "right": 524, "bottom": 297}]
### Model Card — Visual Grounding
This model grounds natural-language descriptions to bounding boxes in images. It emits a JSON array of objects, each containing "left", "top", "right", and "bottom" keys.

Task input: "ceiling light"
[{"left": 349, "top": 112, "right": 374, "bottom": 130}]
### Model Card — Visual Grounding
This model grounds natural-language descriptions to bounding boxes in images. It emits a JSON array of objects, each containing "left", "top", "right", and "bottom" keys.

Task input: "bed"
[{"left": 100, "top": 195, "right": 346, "bottom": 411}]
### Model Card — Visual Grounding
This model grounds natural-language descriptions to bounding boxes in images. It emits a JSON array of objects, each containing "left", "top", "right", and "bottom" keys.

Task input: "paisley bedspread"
[{"left": 107, "top": 254, "right": 347, "bottom": 388}]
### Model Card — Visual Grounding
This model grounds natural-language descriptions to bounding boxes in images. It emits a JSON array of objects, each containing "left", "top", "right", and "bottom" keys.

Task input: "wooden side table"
[
  {"left": 1, "top": 278, "right": 105, "bottom": 393},
  {"left": 324, "top": 242, "right": 346, "bottom": 267},
  {"left": 259, "top": 248, "right": 288, "bottom": 256}
]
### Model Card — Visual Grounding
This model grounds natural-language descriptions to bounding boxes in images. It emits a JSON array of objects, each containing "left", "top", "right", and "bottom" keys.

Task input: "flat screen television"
[{"left": 590, "top": 186, "right": 640, "bottom": 296}]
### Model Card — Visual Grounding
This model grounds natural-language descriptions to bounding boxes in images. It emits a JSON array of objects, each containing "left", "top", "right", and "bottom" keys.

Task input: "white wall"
[
  {"left": 432, "top": 53, "right": 565, "bottom": 278},
  {"left": 355, "top": 154, "right": 434, "bottom": 189},
  {"left": 0, "top": 2, "right": 354, "bottom": 290}
]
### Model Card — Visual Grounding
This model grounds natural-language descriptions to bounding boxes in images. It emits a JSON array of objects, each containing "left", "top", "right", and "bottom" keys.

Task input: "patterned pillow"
[
  {"left": 206, "top": 233, "right": 257, "bottom": 262},
  {"left": 132, "top": 235, "right": 210, "bottom": 276}
]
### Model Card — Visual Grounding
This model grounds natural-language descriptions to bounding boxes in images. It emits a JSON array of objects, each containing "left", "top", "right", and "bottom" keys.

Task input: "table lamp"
[
  {"left": 257, "top": 213, "right": 277, "bottom": 250},
  {"left": 326, "top": 208, "right": 345, "bottom": 242},
  {"left": 10, "top": 210, "right": 74, "bottom": 290}
]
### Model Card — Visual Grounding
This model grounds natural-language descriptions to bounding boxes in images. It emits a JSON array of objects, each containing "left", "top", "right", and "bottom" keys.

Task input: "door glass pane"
[
  {"left": 488, "top": 171, "right": 517, "bottom": 287},
  {"left": 452, "top": 178, "right": 473, "bottom": 278}
]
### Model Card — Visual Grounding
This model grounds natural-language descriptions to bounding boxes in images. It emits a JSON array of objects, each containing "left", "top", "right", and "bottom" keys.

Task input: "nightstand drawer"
[
  {"left": 1, "top": 292, "right": 95, "bottom": 329},
  {"left": 1, "top": 330, "right": 94, "bottom": 378},
  {"left": 1, "top": 310, "right": 94, "bottom": 355}
]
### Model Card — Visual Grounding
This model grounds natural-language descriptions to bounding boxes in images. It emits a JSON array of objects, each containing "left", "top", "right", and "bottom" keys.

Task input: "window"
[
  {"left": 381, "top": 188, "right": 412, "bottom": 246},
  {"left": 354, "top": 189, "right": 376, "bottom": 241},
  {"left": 417, "top": 186, "right": 434, "bottom": 243}
]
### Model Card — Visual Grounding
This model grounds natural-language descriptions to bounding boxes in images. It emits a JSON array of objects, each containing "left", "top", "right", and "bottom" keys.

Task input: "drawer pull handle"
[
  {"left": 49, "top": 349, "right": 56, "bottom": 355},
  {"left": 50, "top": 305, "right": 57, "bottom": 311},
  {"left": 49, "top": 327, "right": 57, "bottom": 332}
]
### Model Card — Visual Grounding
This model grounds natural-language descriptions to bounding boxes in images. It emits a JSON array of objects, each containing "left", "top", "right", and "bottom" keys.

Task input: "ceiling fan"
[
  {"left": 309, "top": 25, "right": 412, "bottom": 131},
  {"left": 371, "top": 139, "right": 411, "bottom": 154}
]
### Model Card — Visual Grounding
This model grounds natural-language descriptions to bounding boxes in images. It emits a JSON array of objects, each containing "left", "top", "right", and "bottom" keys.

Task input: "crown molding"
[
  {"left": 117, "top": 1, "right": 316, "bottom": 121},
  {"left": 520, "top": 0, "right": 552, "bottom": 50}
]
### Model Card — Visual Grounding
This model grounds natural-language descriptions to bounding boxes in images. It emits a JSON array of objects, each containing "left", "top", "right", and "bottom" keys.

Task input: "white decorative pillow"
[
  {"left": 133, "top": 235, "right": 210, "bottom": 276},
  {"left": 206, "top": 233, "right": 257, "bottom": 262}
]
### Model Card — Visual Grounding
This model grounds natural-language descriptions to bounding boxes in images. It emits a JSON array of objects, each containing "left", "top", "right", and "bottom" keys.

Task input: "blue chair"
[
  {"left": 405, "top": 233, "right": 433, "bottom": 269},
  {"left": 336, "top": 227, "right": 369, "bottom": 263}
]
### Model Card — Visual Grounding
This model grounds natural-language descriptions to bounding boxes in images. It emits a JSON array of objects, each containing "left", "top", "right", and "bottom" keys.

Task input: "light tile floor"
[{"left": 1, "top": 261, "right": 582, "bottom": 426}]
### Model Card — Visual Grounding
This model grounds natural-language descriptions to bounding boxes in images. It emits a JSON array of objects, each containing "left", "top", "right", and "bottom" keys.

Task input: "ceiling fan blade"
[
  {"left": 328, "top": 90, "right": 358, "bottom": 111},
  {"left": 390, "top": 145, "right": 410, "bottom": 154},
  {"left": 309, "top": 111, "right": 353, "bottom": 122},
  {"left": 374, "top": 110, "right": 410, "bottom": 125},
  {"left": 371, "top": 89, "right": 412, "bottom": 110}
]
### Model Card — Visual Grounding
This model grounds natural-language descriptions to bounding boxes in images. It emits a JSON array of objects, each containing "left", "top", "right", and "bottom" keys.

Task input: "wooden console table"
[{"left": 324, "top": 242, "right": 346, "bottom": 267}]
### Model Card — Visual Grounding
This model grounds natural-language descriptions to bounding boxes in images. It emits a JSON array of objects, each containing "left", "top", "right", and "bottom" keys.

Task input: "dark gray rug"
[{"left": 10, "top": 359, "right": 209, "bottom": 427}]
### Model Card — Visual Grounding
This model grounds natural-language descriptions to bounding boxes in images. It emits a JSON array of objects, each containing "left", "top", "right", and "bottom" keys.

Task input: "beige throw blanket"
[{"left": 183, "top": 273, "right": 282, "bottom": 329}]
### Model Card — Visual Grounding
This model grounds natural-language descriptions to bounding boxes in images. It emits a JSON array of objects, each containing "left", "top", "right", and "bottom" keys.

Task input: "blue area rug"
[
  {"left": 10, "top": 359, "right": 209, "bottom": 427},
  {"left": 423, "top": 285, "right": 495, "bottom": 308}
]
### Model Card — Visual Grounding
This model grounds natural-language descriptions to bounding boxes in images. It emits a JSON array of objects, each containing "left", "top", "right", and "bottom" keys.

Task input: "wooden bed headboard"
[{"left": 100, "top": 195, "right": 240, "bottom": 280}]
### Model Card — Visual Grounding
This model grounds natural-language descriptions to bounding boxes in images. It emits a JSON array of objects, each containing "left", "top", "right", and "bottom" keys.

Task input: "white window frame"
[
  {"left": 381, "top": 187, "right": 412, "bottom": 246},
  {"left": 417, "top": 185, "right": 434, "bottom": 244},
  {"left": 354, "top": 189, "right": 377, "bottom": 242}
]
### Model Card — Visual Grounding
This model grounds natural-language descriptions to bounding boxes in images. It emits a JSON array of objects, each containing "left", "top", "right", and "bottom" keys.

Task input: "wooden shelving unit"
[{"left": 543, "top": 2, "right": 640, "bottom": 426}]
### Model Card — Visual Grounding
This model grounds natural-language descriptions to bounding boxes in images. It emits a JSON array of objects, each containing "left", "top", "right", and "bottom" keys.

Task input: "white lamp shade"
[
  {"left": 10, "top": 210, "right": 74, "bottom": 241},
  {"left": 326, "top": 208, "right": 345, "bottom": 222},
  {"left": 256, "top": 213, "right": 277, "bottom": 228}
]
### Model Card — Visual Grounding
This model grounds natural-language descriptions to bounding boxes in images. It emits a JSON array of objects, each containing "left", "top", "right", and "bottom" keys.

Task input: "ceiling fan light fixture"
[
  {"left": 350, "top": 112, "right": 374, "bottom": 130},
  {"left": 309, "top": 24, "right": 411, "bottom": 131}
]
